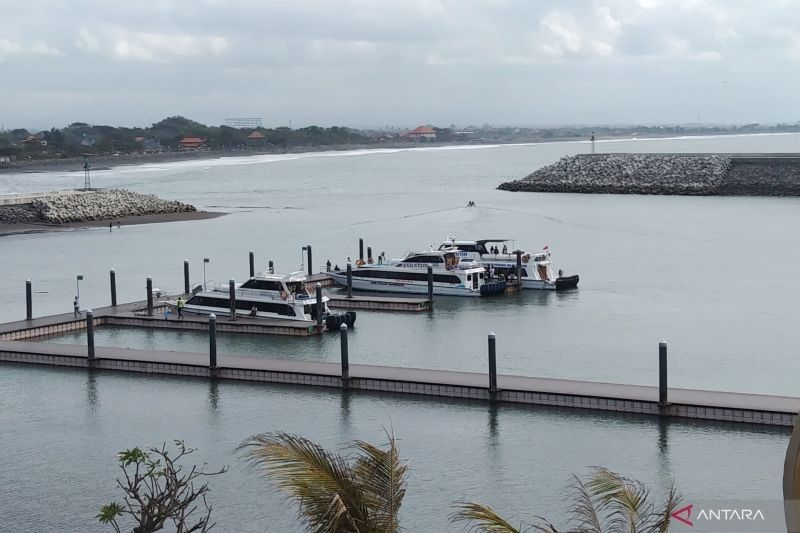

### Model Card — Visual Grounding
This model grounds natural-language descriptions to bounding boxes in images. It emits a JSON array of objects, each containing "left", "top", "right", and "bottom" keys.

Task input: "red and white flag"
[{"left": 543, "top": 245, "right": 549, "bottom": 252}]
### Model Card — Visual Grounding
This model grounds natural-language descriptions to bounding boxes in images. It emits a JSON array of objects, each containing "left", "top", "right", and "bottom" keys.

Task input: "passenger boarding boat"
[
  {"left": 437, "top": 238, "right": 579, "bottom": 290},
  {"left": 328, "top": 249, "right": 504, "bottom": 297},
  {"left": 166, "top": 271, "right": 356, "bottom": 328}
]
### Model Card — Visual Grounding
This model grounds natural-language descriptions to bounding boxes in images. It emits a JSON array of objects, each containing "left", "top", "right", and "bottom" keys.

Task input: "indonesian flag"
[{"left": 543, "top": 245, "right": 549, "bottom": 253}]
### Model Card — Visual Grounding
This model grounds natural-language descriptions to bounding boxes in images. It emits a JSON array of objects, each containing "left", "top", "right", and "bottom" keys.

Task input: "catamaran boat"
[
  {"left": 437, "top": 238, "right": 579, "bottom": 290},
  {"left": 328, "top": 249, "right": 505, "bottom": 297},
  {"left": 165, "top": 271, "right": 356, "bottom": 329}
]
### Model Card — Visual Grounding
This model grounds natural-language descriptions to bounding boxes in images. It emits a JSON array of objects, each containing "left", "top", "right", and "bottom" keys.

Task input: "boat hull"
[{"left": 329, "top": 273, "right": 481, "bottom": 297}]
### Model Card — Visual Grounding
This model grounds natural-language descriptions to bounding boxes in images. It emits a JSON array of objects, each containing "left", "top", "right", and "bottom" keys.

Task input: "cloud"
[{"left": 2, "top": 0, "right": 800, "bottom": 127}]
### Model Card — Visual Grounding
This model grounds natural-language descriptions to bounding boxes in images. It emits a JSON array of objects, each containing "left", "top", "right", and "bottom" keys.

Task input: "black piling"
[
  {"left": 359, "top": 238, "right": 364, "bottom": 261},
  {"left": 25, "top": 279, "right": 32, "bottom": 320},
  {"left": 110, "top": 269, "right": 117, "bottom": 307},
  {"left": 209, "top": 314, "right": 217, "bottom": 370},
  {"left": 249, "top": 250, "right": 255, "bottom": 278},
  {"left": 346, "top": 263, "right": 353, "bottom": 298},
  {"left": 307, "top": 244, "right": 313, "bottom": 275},
  {"left": 268, "top": 260, "right": 274, "bottom": 274},
  {"left": 367, "top": 246, "right": 372, "bottom": 264},
  {"left": 488, "top": 332, "right": 497, "bottom": 395},
  {"left": 659, "top": 341, "right": 668, "bottom": 410},
  {"left": 229, "top": 279, "right": 236, "bottom": 319},
  {"left": 340, "top": 323, "right": 350, "bottom": 388},
  {"left": 427, "top": 265, "right": 434, "bottom": 304},
  {"left": 315, "top": 282, "right": 323, "bottom": 333},
  {"left": 183, "top": 260, "right": 190, "bottom": 294},
  {"left": 515, "top": 251, "right": 523, "bottom": 288},
  {"left": 86, "top": 309, "right": 95, "bottom": 361},
  {"left": 146, "top": 277, "right": 153, "bottom": 316}
]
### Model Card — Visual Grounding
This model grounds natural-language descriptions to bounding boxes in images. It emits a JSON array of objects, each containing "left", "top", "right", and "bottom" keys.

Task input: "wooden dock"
[
  {"left": 0, "top": 337, "right": 797, "bottom": 427},
  {"left": 327, "top": 293, "right": 431, "bottom": 311}
]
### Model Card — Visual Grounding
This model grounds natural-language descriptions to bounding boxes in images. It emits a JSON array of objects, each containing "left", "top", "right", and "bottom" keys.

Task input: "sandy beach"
[{"left": 0, "top": 210, "right": 225, "bottom": 238}]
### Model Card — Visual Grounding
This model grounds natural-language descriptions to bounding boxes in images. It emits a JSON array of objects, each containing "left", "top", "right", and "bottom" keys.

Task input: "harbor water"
[{"left": 1, "top": 133, "right": 798, "bottom": 531}]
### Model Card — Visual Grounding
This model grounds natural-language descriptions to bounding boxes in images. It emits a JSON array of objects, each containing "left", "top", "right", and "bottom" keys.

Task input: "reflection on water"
[{"left": 0, "top": 363, "right": 790, "bottom": 532}]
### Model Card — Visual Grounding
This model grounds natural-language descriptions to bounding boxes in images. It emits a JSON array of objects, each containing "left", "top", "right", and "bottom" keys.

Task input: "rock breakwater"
[
  {"left": 0, "top": 189, "right": 196, "bottom": 224},
  {"left": 498, "top": 153, "right": 800, "bottom": 196}
]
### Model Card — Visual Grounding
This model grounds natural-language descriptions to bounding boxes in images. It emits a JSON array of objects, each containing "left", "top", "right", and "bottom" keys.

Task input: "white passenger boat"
[
  {"left": 437, "top": 238, "right": 579, "bottom": 290},
  {"left": 166, "top": 271, "right": 356, "bottom": 328},
  {"left": 328, "top": 249, "right": 505, "bottom": 297}
]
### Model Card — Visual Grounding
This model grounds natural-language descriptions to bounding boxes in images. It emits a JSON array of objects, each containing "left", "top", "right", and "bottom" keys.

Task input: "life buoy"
[
  {"left": 355, "top": 259, "right": 365, "bottom": 267},
  {"left": 280, "top": 290, "right": 288, "bottom": 300}
]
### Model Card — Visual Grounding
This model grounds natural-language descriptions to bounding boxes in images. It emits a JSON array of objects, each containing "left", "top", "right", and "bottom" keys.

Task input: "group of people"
[{"left": 487, "top": 244, "right": 508, "bottom": 255}]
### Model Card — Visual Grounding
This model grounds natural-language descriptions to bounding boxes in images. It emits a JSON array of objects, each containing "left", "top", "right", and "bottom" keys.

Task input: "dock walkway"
[{"left": 0, "top": 338, "right": 796, "bottom": 427}]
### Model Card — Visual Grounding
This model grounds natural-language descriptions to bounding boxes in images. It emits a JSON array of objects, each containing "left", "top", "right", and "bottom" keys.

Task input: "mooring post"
[
  {"left": 488, "top": 331, "right": 497, "bottom": 395},
  {"left": 515, "top": 251, "right": 523, "bottom": 288},
  {"left": 659, "top": 341, "right": 668, "bottom": 410},
  {"left": 315, "top": 282, "right": 323, "bottom": 333},
  {"left": 367, "top": 246, "right": 372, "bottom": 264},
  {"left": 183, "top": 260, "right": 190, "bottom": 294},
  {"left": 86, "top": 309, "right": 95, "bottom": 361},
  {"left": 25, "top": 279, "right": 32, "bottom": 320},
  {"left": 229, "top": 279, "right": 236, "bottom": 319},
  {"left": 109, "top": 269, "right": 117, "bottom": 307},
  {"left": 209, "top": 313, "right": 217, "bottom": 370},
  {"left": 249, "top": 250, "right": 255, "bottom": 278},
  {"left": 427, "top": 264, "right": 434, "bottom": 305},
  {"left": 359, "top": 238, "right": 364, "bottom": 261},
  {"left": 268, "top": 260, "right": 274, "bottom": 274},
  {"left": 146, "top": 277, "right": 153, "bottom": 316},
  {"left": 346, "top": 263, "right": 353, "bottom": 298},
  {"left": 340, "top": 323, "right": 350, "bottom": 388}
]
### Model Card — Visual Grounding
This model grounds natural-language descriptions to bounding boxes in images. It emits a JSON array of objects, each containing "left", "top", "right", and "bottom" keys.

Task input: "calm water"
[
  {"left": 0, "top": 364, "right": 789, "bottom": 532},
  {"left": 1, "top": 134, "right": 798, "bottom": 531}
]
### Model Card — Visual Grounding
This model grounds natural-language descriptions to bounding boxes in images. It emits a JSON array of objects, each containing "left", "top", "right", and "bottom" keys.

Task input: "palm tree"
[
  {"left": 238, "top": 431, "right": 407, "bottom": 533},
  {"left": 451, "top": 467, "right": 681, "bottom": 533}
]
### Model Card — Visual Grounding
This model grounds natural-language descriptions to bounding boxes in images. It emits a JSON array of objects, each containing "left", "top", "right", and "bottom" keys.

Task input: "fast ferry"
[
  {"left": 166, "top": 271, "right": 355, "bottom": 329},
  {"left": 437, "top": 238, "right": 579, "bottom": 290},
  {"left": 328, "top": 249, "right": 504, "bottom": 297}
]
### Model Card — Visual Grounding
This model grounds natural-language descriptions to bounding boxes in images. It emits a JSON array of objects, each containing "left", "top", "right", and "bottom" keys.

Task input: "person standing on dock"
[
  {"left": 73, "top": 296, "right": 81, "bottom": 318},
  {"left": 176, "top": 297, "right": 185, "bottom": 319},
  {"left": 109, "top": 222, "right": 112, "bottom": 232}
]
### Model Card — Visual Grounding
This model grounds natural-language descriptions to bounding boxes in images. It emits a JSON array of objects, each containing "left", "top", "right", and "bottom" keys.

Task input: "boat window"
[
  {"left": 476, "top": 244, "right": 489, "bottom": 254},
  {"left": 188, "top": 296, "right": 296, "bottom": 316},
  {"left": 350, "top": 270, "right": 462, "bottom": 284},
  {"left": 402, "top": 255, "right": 443, "bottom": 263},
  {"left": 466, "top": 274, "right": 471, "bottom": 280},
  {"left": 286, "top": 281, "right": 305, "bottom": 293},
  {"left": 240, "top": 279, "right": 284, "bottom": 291},
  {"left": 455, "top": 244, "right": 479, "bottom": 252}
]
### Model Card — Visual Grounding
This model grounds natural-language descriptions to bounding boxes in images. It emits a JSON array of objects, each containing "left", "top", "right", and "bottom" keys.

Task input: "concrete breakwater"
[
  {"left": 498, "top": 153, "right": 800, "bottom": 196},
  {"left": 0, "top": 189, "right": 196, "bottom": 224}
]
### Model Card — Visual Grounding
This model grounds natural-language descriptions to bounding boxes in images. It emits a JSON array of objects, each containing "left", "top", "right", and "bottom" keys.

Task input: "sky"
[{"left": 2, "top": 0, "right": 800, "bottom": 130}]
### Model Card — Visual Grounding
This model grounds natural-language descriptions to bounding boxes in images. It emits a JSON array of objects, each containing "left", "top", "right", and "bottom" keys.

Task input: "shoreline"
[
  {"left": 4, "top": 131, "right": 797, "bottom": 175},
  {"left": 0, "top": 210, "right": 225, "bottom": 238}
]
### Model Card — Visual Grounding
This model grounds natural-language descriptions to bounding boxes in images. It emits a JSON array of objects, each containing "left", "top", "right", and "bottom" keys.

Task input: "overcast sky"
[{"left": 2, "top": 0, "right": 799, "bottom": 130}]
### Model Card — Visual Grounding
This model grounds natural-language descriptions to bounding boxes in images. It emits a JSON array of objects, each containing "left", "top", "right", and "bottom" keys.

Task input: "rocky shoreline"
[
  {"left": 0, "top": 189, "right": 197, "bottom": 225},
  {"left": 498, "top": 153, "right": 800, "bottom": 196}
]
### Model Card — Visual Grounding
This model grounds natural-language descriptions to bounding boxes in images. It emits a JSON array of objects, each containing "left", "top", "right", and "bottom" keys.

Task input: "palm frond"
[
  {"left": 351, "top": 430, "right": 407, "bottom": 533},
  {"left": 652, "top": 483, "right": 682, "bottom": 533},
  {"left": 450, "top": 501, "right": 523, "bottom": 533},
  {"left": 567, "top": 474, "right": 604, "bottom": 533},
  {"left": 237, "top": 432, "right": 370, "bottom": 533}
]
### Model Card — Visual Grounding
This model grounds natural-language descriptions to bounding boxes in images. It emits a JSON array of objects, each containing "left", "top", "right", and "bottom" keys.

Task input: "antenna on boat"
[{"left": 300, "top": 246, "right": 307, "bottom": 272}]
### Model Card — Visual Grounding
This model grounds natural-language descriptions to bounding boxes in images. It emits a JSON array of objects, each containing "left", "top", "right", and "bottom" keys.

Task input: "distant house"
[
  {"left": 247, "top": 130, "right": 265, "bottom": 141},
  {"left": 178, "top": 136, "right": 207, "bottom": 151},
  {"left": 140, "top": 137, "right": 163, "bottom": 154},
  {"left": 404, "top": 125, "right": 437, "bottom": 140},
  {"left": 21, "top": 134, "right": 47, "bottom": 147}
]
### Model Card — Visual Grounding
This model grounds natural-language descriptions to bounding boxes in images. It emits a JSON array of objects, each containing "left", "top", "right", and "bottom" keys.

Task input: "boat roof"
[
  {"left": 253, "top": 270, "right": 308, "bottom": 282},
  {"left": 440, "top": 239, "right": 510, "bottom": 245}
]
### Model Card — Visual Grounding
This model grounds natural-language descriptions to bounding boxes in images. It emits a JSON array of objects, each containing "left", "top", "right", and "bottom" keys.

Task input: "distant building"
[
  {"left": 178, "top": 136, "right": 208, "bottom": 151},
  {"left": 404, "top": 125, "right": 437, "bottom": 140},
  {"left": 247, "top": 130, "right": 265, "bottom": 140}
]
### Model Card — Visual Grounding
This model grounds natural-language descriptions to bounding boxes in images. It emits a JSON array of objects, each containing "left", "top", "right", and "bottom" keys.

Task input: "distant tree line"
[{"left": 2, "top": 115, "right": 800, "bottom": 161}]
